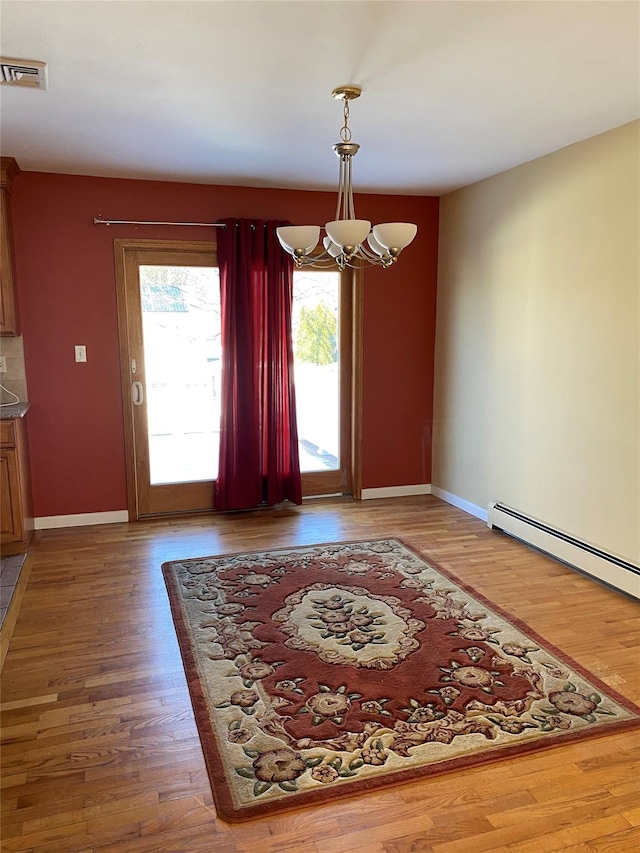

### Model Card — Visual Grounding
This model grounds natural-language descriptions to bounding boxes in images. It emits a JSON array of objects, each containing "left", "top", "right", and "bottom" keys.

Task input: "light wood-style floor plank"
[{"left": 1, "top": 496, "right": 638, "bottom": 852}]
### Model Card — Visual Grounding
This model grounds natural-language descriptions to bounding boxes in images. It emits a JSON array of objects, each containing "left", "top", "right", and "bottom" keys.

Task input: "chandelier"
[{"left": 276, "top": 86, "right": 417, "bottom": 269}]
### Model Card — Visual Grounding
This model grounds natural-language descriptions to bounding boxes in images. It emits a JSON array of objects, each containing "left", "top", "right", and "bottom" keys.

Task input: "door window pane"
[
  {"left": 292, "top": 270, "right": 340, "bottom": 472},
  {"left": 140, "top": 265, "right": 221, "bottom": 484}
]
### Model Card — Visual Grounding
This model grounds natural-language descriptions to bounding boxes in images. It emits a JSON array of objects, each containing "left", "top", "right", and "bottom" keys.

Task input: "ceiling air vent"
[{"left": 0, "top": 58, "right": 47, "bottom": 90}]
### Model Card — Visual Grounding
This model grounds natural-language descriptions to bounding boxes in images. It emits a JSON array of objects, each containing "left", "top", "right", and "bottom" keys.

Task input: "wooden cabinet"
[
  {"left": 1, "top": 156, "right": 20, "bottom": 336},
  {"left": 0, "top": 418, "right": 32, "bottom": 556}
]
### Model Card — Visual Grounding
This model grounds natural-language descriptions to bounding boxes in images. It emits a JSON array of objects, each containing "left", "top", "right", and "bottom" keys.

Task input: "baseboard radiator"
[{"left": 487, "top": 502, "right": 640, "bottom": 600}]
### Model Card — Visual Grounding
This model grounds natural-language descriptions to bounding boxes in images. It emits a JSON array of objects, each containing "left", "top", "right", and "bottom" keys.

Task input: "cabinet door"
[
  {"left": 0, "top": 158, "right": 20, "bottom": 336},
  {"left": 0, "top": 448, "right": 23, "bottom": 544}
]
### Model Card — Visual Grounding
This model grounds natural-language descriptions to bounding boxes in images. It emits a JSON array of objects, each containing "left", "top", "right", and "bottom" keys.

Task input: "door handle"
[{"left": 132, "top": 381, "right": 144, "bottom": 406}]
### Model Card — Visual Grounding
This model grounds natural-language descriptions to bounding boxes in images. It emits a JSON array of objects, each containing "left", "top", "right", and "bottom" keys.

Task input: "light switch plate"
[
  {"left": 75, "top": 345, "right": 87, "bottom": 363},
  {"left": 0, "top": 356, "right": 6, "bottom": 373}
]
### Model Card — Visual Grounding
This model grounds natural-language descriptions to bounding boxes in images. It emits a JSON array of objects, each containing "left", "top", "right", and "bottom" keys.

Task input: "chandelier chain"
[{"left": 340, "top": 99, "right": 352, "bottom": 143}]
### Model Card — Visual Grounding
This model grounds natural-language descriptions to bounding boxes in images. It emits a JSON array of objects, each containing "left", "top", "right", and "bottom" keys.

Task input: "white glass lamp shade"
[
  {"left": 372, "top": 222, "right": 417, "bottom": 251},
  {"left": 322, "top": 236, "right": 343, "bottom": 258},
  {"left": 276, "top": 225, "right": 320, "bottom": 254},
  {"left": 367, "top": 232, "right": 387, "bottom": 257},
  {"left": 325, "top": 219, "right": 371, "bottom": 249}
]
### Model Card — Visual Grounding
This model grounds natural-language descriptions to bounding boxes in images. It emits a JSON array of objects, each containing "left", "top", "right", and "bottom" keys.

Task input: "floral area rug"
[{"left": 162, "top": 539, "right": 640, "bottom": 821}]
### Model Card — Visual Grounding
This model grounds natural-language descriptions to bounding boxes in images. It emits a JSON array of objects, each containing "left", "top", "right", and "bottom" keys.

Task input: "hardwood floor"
[{"left": 1, "top": 496, "right": 639, "bottom": 852}]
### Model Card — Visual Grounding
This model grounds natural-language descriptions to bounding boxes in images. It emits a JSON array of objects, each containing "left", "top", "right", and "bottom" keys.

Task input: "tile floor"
[{"left": 1, "top": 553, "right": 26, "bottom": 626}]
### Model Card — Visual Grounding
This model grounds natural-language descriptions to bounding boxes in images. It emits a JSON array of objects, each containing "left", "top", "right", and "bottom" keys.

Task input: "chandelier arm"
[
  {"left": 357, "top": 243, "right": 382, "bottom": 261},
  {"left": 307, "top": 258, "right": 342, "bottom": 269},
  {"left": 297, "top": 251, "right": 336, "bottom": 269},
  {"left": 354, "top": 245, "right": 395, "bottom": 268},
  {"left": 353, "top": 246, "right": 383, "bottom": 264},
  {"left": 310, "top": 248, "right": 333, "bottom": 262},
  {"left": 344, "top": 254, "right": 384, "bottom": 269},
  {"left": 335, "top": 157, "right": 346, "bottom": 222},
  {"left": 346, "top": 156, "right": 355, "bottom": 220}
]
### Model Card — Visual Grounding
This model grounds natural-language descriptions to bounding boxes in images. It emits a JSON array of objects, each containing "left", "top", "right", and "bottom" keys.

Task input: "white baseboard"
[
  {"left": 430, "top": 486, "right": 487, "bottom": 522},
  {"left": 361, "top": 484, "right": 431, "bottom": 500},
  {"left": 34, "top": 510, "right": 129, "bottom": 530}
]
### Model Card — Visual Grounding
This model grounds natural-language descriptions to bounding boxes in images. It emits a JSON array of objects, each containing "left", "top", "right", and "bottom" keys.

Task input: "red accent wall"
[{"left": 10, "top": 172, "right": 439, "bottom": 517}]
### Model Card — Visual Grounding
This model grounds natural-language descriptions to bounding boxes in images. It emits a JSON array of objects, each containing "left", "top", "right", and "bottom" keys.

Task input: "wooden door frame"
[
  {"left": 297, "top": 265, "right": 359, "bottom": 499},
  {"left": 114, "top": 238, "right": 218, "bottom": 520},
  {"left": 114, "top": 238, "right": 363, "bottom": 519},
  {"left": 350, "top": 267, "right": 364, "bottom": 500}
]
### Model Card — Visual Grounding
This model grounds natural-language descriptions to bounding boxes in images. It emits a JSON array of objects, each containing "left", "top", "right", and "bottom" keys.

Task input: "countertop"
[{"left": 0, "top": 402, "right": 30, "bottom": 419}]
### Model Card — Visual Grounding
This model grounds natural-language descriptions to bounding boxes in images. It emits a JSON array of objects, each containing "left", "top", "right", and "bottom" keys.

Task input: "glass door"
[
  {"left": 116, "top": 241, "right": 219, "bottom": 517},
  {"left": 292, "top": 268, "right": 352, "bottom": 497}
]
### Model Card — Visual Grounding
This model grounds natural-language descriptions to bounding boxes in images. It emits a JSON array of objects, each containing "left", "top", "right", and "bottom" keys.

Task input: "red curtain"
[{"left": 214, "top": 219, "right": 302, "bottom": 510}]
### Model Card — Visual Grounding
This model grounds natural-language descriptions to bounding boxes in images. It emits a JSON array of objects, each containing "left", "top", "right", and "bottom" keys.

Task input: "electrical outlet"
[{"left": 0, "top": 356, "right": 6, "bottom": 373}]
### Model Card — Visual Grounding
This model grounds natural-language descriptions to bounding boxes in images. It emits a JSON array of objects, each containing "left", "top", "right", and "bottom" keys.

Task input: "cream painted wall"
[{"left": 433, "top": 120, "right": 639, "bottom": 563}]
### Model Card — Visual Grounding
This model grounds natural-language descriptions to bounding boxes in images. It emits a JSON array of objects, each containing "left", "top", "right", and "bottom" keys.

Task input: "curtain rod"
[{"left": 94, "top": 216, "right": 226, "bottom": 227}]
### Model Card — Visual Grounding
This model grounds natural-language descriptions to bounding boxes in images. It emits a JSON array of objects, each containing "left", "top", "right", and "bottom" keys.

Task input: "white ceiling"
[{"left": 1, "top": 1, "right": 638, "bottom": 196}]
